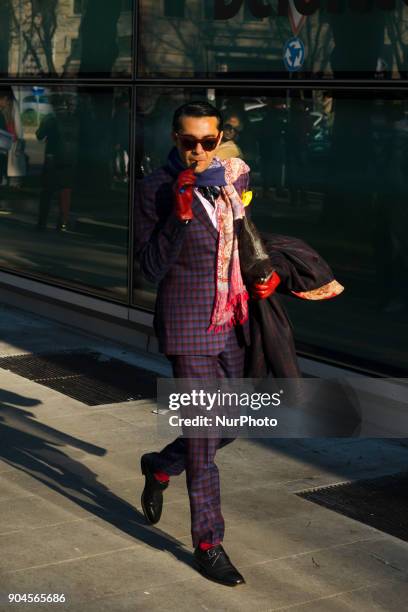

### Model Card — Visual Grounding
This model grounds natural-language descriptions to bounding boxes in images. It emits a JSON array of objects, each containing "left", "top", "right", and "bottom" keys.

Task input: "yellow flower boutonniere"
[{"left": 241, "top": 190, "right": 253, "bottom": 207}]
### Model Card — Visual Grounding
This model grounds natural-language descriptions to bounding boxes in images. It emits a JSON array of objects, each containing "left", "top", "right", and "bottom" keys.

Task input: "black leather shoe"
[
  {"left": 140, "top": 453, "right": 168, "bottom": 525},
  {"left": 193, "top": 544, "right": 245, "bottom": 586}
]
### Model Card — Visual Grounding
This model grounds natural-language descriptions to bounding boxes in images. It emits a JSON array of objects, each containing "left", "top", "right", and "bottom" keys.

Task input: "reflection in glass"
[
  {"left": 134, "top": 87, "right": 408, "bottom": 371},
  {"left": 138, "top": 1, "right": 407, "bottom": 79},
  {"left": 0, "top": 87, "right": 25, "bottom": 189},
  {"left": 0, "top": 0, "right": 132, "bottom": 78},
  {"left": 0, "top": 85, "right": 130, "bottom": 300},
  {"left": 164, "top": 0, "right": 185, "bottom": 18},
  {"left": 36, "top": 94, "right": 80, "bottom": 232}
]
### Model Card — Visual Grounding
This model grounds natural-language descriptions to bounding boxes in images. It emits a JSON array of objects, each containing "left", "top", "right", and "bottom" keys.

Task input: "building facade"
[{"left": 0, "top": 0, "right": 407, "bottom": 376}]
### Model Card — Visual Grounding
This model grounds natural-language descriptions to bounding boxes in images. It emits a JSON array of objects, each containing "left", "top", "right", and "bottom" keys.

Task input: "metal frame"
[{"left": 0, "top": 78, "right": 407, "bottom": 89}]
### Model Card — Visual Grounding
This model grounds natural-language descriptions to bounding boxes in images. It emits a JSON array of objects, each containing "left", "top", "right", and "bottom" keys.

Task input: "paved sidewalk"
[{"left": 0, "top": 304, "right": 408, "bottom": 611}]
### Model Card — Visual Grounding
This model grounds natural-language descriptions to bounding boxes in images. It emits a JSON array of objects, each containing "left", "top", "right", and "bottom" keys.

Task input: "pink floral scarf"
[{"left": 208, "top": 158, "right": 250, "bottom": 333}]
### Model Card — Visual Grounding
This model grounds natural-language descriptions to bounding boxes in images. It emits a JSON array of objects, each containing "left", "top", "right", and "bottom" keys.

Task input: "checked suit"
[{"left": 135, "top": 158, "right": 250, "bottom": 547}]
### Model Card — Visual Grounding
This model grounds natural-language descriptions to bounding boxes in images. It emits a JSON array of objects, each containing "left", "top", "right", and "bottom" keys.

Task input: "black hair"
[
  {"left": 0, "top": 87, "right": 15, "bottom": 100},
  {"left": 172, "top": 101, "right": 223, "bottom": 132}
]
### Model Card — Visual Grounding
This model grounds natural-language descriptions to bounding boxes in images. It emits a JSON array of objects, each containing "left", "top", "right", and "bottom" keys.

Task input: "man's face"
[{"left": 173, "top": 115, "right": 223, "bottom": 173}]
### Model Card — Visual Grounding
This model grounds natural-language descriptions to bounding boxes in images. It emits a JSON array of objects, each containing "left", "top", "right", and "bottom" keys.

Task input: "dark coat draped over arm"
[{"left": 244, "top": 232, "right": 344, "bottom": 379}]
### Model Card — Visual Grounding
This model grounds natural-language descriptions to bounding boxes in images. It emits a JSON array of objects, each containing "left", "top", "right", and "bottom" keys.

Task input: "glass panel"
[
  {"left": 0, "top": 0, "right": 133, "bottom": 78},
  {"left": 0, "top": 85, "right": 130, "bottom": 300},
  {"left": 243, "top": 2, "right": 260, "bottom": 21},
  {"left": 134, "top": 86, "right": 408, "bottom": 372},
  {"left": 73, "top": 0, "right": 83, "bottom": 15},
  {"left": 138, "top": 1, "right": 407, "bottom": 79},
  {"left": 164, "top": 0, "right": 186, "bottom": 18}
]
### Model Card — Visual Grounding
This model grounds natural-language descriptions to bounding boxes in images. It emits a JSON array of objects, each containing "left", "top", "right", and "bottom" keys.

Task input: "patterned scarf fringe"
[{"left": 208, "top": 289, "right": 249, "bottom": 333}]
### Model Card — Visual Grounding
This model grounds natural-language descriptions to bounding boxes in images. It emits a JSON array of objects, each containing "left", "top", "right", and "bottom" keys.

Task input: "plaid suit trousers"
[{"left": 150, "top": 327, "right": 245, "bottom": 548}]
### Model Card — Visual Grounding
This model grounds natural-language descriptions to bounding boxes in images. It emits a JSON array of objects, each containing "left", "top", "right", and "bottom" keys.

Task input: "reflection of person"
[
  {"left": 111, "top": 92, "right": 130, "bottom": 183},
  {"left": 36, "top": 94, "right": 79, "bottom": 231},
  {"left": 135, "top": 102, "right": 279, "bottom": 587},
  {"left": 217, "top": 114, "right": 243, "bottom": 160},
  {"left": 0, "top": 108, "right": 8, "bottom": 187},
  {"left": 0, "top": 87, "right": 26, "bottom": 189},
  {"left": 322, "top": 91, "right": 333, "bottom": 118}
]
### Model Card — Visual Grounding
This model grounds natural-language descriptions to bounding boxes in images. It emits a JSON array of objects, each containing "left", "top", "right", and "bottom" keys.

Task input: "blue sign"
[
  {"left": 283, "top": 37, "right": 305, "bottom": 72},
  {"left": 32, "top": 86, "right": 45, "bottom": 95}
]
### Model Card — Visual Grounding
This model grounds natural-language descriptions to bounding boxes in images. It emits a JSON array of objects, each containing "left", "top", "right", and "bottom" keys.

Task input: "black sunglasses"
[{"left": 176, "top": 132, "right": 220, "bottom": 152}]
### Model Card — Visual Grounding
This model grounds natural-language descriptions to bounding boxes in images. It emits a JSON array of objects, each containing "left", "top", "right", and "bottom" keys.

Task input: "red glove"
[
  {"left": 251, "top": 271, "right": 281, "bottom": 300},
  {"left": 174, "top": 168, "right": 197, "bottom": 221}
]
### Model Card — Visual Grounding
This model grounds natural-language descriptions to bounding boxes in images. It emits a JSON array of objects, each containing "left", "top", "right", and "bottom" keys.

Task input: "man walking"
[{"left": 135, "top": 102, "right": 279, "bottom": 586}]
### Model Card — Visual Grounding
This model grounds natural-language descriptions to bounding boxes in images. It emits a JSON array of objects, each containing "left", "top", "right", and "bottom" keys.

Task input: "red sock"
[
  {"left": 199, "top": 542, "right": 218, "bottom": 551},
  {"left": 154, "top": 470, "right": 169, "bottom": 483}
]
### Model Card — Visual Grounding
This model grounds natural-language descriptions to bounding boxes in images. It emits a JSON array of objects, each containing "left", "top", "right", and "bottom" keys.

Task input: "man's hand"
[
  {"left": 174, "top": 168, "right": 197, "bottom": 222},
  {"left": 251, "top": 271, "right": 281, "bottom": 300}
]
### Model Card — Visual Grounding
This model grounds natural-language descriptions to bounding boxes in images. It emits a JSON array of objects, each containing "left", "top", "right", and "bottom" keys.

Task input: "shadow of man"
[{"left": 0, "top": 390, "right": 191, "bottom": 567}]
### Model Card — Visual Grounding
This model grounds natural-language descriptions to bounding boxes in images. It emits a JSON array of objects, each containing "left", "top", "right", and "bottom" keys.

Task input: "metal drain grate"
[
  {"left": 0, "top": 351, "right": 157, "bottom": 406},
  {"left": 298, "top": 472, "right": 408, "bottom": 542}
]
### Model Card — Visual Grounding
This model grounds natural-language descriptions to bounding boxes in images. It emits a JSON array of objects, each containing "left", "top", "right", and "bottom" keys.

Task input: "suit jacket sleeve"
[{"left": 134, "top": 178, "right": 189, "bottom": 284}]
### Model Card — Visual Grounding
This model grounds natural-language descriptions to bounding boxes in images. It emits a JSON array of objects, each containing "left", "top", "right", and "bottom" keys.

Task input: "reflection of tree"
[
  {"left": 32, "top": 0, "right": 58, "bottom": 74},
  {"left": 4, "top": 0, "right": 124, "bottom": 78},
  {"left": 0, "top": 1, "right": 10, "bottom": 75},
  {"left": 304, "top": 18, "right": 332, "bottom": 75},
  {"left": 386, "top": 7, "right": 408, "bottom": 78},
  {"left": 140, "top": 4, "right": 333, "bottom": 77},
  {"left": 9, "top": 0, "right": 58, "bottom": 75},
  {"left": 139, "top": 5, "right": 212, "bottom": 75}
]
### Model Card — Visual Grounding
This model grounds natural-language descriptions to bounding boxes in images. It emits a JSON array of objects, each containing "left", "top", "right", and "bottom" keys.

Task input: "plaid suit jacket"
[{"left": 135, "top": 161, "right": 250, "bottom": 355}]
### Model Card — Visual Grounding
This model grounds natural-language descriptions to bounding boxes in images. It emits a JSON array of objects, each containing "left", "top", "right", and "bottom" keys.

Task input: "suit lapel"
[{"left": 192, "top": 194, "right": 219, "bottom": 240}]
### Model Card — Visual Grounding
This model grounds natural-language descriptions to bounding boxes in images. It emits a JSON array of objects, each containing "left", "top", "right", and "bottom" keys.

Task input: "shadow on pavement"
[{"left": 0, "top": 390, "right": 192, "bottom": 568}]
